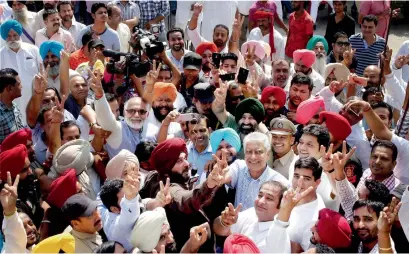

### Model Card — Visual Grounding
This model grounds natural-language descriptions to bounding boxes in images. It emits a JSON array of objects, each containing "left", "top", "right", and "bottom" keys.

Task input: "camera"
[
  {"left": 130, "top": 27, "right": 166, "bottom": 59},
  {"left": 103, "top": 49, "right": 151, "bottom": 78}
]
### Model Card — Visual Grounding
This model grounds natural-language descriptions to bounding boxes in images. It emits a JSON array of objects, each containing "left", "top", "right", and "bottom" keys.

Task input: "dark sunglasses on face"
[
  {"left": 336, "top": 41, "right": 350, "bottom": 47},
  {"left": 125, "top": 109, "right": 147, "bottom": 115}
]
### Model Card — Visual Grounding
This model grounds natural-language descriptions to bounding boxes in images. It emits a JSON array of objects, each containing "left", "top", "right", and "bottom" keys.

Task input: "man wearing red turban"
[
  {"left": 260, "top": 86, "right": 287, "bottom": 126},
  {"left": 195, "top": 42, "right": 218, "bottom": 76},
  {"left": 140, "top": 138, "right": 226, "bottom": 252},
  {"left": 319, "top": 111, "right": 352, "bottom": 151},
  {"left": 0, "top": 128, "right": 35, "bottom": 163}
]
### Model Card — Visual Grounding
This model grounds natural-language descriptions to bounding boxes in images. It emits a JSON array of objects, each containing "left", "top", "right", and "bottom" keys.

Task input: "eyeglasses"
[
  {"left": 125, "top": 109, "right": 147, "bottom": 115},
  {"left": 336, "top": 41, "right": 350, "bottom": 47}
]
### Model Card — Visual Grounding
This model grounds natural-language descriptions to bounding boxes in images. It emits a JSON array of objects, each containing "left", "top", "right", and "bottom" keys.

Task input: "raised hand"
[
  {"left": 163, "top": 110, "right": 180, "bottom": 126},
  {"left": 241, "top": 70, "right": 259, "bottom": 97},
  {"left": 192, "top": 3, "right": 203, "bottom": 16},
  {"left": 320, "top": 143, "right": 334, "bottom": 173},
  {"left": 92, "top": 124, "right": 112, "bottom": 140},
  {"left": 155, "top": 178, "right": 172, "bottom": 206},
  {"left": 394, "top": 55, "right": 409, "bottom": 69},
  {"left": 332, "top": 141, "right": 356, "bottom": 180},
  {"left": 152, "top": 245, "right": 165, "bottom": 254},
  {"left": 214, "top": 79, "right": 228, "bottom": 104},
  {"left": 231, "top": 14, "right": 245, "bottom": 42},
  {"left": 281, "top": 176, "right": 314, "bottom": 212},
  {"left": 207, "top": 150, "right": 229, "bottom": 188},
  {"left": 146, "top": 60, "right": 162, "bottom": 86},
  {"left": 343, "top": 47, "right": 356, "bottom": 66},
  {"left": 329, "top": 79, "right": 348, "bottom": 94},
  {"left": 89, "top": 48, "right": 98, "bottom": 67},
  {"left": 378, "top": 197, "right": 402, "bottom": 234},
  {"left": 0, "top": 172, "right": 20, "bottom": 216},
  {"left": 221, "top": 203, "right": 242, "bottom": 226},
  {"left": 88, "top": 68, "right": 104, "bottom": 97},
  {"left": 60, "top": 50, "right": 70, "bottom": 64},
  {"left": 189, "top": 222, "right": 209, "bottom": 250},
  {"left": 123, "top": 166, "right": 140, "bottom": 200},
  {"left": 34, "top": 64, "right": 49, "bottom": 95}
]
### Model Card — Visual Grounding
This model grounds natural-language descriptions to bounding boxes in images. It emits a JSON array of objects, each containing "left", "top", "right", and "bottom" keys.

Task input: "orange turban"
[
  {"left": 195, "top": 42, "right": 218, "bottom": 56},
  {"left": 152, "top": 82, "right": 177, "bottom": 103},
  {"left": 293, "top": 49, "right": 316, "bottom": 68}
]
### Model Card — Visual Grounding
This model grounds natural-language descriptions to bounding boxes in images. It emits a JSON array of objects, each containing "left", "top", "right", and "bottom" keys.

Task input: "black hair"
[
  {"left": 100, "top": 179, "right": 124, "bottom": 212},
  {"left": 91, "top": 2, "right": 107, "bottom": 14},
  {"left": 159, "top": 64, "right": 173, "bottom": 78},
  {"left": 214, "top": 24, "right": 229, "bottom": 34},
  {"left": 81, "top": 30, "right": 95, "bottom": 47},
  {"left": 352, "top": 199, "right": 384, "bottom": 217},
  {"left": 302, "top": 124, "right": 330, "bottom": 149},
  {"left": 371, "top": 140, "right": 398, "bottom": 162},
  {"left": 87, "top": 39, "right": 105, "bottom": 51},
  {"left": 315, "top": 244, "right": 335, "bottom": 253},
  {"left": 94, "top": 241, "right": 120, "bottom": 253},
  {"left": 362, "top": 86, "right": 384, "bottom": 102},
  {"left": 260, "top": 180, "right": 287, "bottom": 209},
  {"left": 294, "top": 157, "right": 323, "bottom": 181},
  {"left": 332, "top": 31, "right": 348, "bottom": 43},
  {"left": 178, "top": 105, "right": 197, "bottom": 114},
  {"left": 186, "top": 114, "right": 210, "bottom": 132},
  {"left": 363, "top": 14, "right": 378, "bottom": 26},
  {"left": 333, "top": 0, "right": 347, "bottom": 5},
  {"left": 37, "top": 104, "right": 53, "bottom": 125},
  {"left": 7, "top": 1, "right": 26, "bottom": 8},
  {"left": 167, "top": 27, "right": 185, "bottom": 41},
  {"left": 57, "top": 1, "right": 73, "bottom": 12},
  {"left": 45, "top": 87, "right": 62, "bottom": 103},
  {"left": 105, "top": 93, "right": 117, "bottom": 103},
  {"left": 371, "top": 101, "right": 393, "bottom": 121},
  {"left": 290, "top": 73, "right": 314, "bottom": 92},
  {"left": 43, "top": 8, "right": 58, "bottom": 21},
  {"left": 365, "top": 179, "right": 392, "bottom": 206},
  {"left": 135, "top": 141, "right": 158, "bottom": 163},
  {"left": 60, "top": 120, "right": 81, "bottom": 140},
  {"left": 0, "top": 68, "right": 19, "bottom": 93},
  {"left": 221, "top": 52, "right": 238, "bottom": 65}
]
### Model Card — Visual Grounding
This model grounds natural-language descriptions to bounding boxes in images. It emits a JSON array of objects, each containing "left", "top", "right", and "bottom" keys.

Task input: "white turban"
[
  {"left": 106, "top": 149, "right": 140, "bottom": 179},
  {"left": 324, "top": 63, "right": 350, "bottom": 81},
  {"left": 130, "top": 207, "right": 169, "bottom": 252}
]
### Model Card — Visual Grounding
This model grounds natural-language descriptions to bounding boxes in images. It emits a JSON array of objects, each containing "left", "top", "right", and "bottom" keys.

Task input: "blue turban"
[
  {"left": 39, "top": 41, "right": 64, "bottom": 60},
  {"left": 0, "top": 20, "right": 22, "bottom": 41},
  {"left": 210, "top": 128, "right": 241, "bottom": 154},
  {"left": 306, "top": 35, "right": 329, "bottom": 54}
]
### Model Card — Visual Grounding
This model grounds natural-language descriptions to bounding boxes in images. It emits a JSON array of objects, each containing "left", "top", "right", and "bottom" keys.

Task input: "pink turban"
[
  {"left": 224, "top": 234, "right": 260, "bottom": 253},
  {"left": 295, "top": 96, "right": 325, "bottom": 124},
  {"left": 293, "top": 49, "right": 316, "bottom": 68},
  {"left": 241, "top": 40, "right": 266, "bottom": 61}
]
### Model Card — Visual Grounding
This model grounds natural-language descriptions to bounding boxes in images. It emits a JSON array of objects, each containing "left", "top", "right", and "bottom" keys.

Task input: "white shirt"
[
  {"left": 174, "top": 92, "right": 187, "bottom": 111},
  {"left": 289, "top": 63, "right": 325, "bottom": 96},
  {"left": 115, "top": 23, "right": 131, "bottom": 53},
  {"left": 248, "top": 27, "right": 285, "bottom": 61},
  {"left": 143, "top": 107, "right": 184, "bottom": 142},
  {"left": 2, "top": 11, "right": 37, "bottom": 46},
  {"left": 392, "top": 40, "right": 409, "bottom": 83},
  {"left": 0, "top": 43, "right": 42, "bottom": 124},
  {"left": 61, "top": 19, "right": 87, "bottom": 43},
  {"left": 1, "top": 212, "right": 27, "bottom": 253},
  {"left": 398, "top": 186, "right": 409, "bottom": 240},
  {"left": 165, "top": 48, "right": 191, "bottom": 72},
  {"left": 287, "top": 196, "right": 325, "bottom": 251},
  {"left": 391, "top": 134, "right": 409, "bottom": 184},
  {"left": 187, "top": 26, "right": 228, "bottom": 53},
  {"left": 34, "top": 9, "right": 46, "bottom": 31},
  {"left": 230, "top": 207, "right": 291, "bottom": 253}
]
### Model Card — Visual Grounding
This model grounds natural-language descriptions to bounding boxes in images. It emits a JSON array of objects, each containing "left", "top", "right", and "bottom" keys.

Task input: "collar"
[
  {"left": 187, "top": 141, "right": 213, "bottom": 155},
  {"left": 258, "top": 220, "right": 273, "bottom": 232},
  {"left": 245, "top": 164, "right": 270, "bottom": 181},
  {"left": 276, "top": 149, "right": 295, "bottom": 165},
  {"left": 0, "top": 101, "right": 14, "bottom": 111},
  {"left": 71, "top": 229, "right": 100, "bottom": 240}
]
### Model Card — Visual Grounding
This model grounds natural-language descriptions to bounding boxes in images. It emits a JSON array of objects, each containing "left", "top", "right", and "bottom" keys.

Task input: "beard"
[
  {"left": 13, "top": 8, "right": 28, "bottom": 25},
  {"left": 61, "top": 14, "right": 73, "bottom": 22},
  {"left": 48, "top": 64, "right": 60, "bottom": 76},
  {"left": 169, "top": 166, "right": 191, "bottom": 184},
  {"left": 165, "top": 242, "right": 178, "bottom": 253},
  {"left": 153, "top": 105, "right": 173, "bottom": 122},
  {"left": 7, "top": 39, "right": 22, "bottom": 49},
  {"left": 239, "top": 123, "right": 256, "bottom": 135},
  {"left": 312, "top": 55, "right": 326, "bottom": 76},
  {"left": 125, "top": 117, "right": 143, "bottom": 129},
  {"left": 202, "top": 62, "right": 212, "bottom": 73},
  {"left": 171, "top": 43, "right": 183, "bottom": 52},
  {"left": 214, "top": 39, "right": 225, "bottom": 48}
]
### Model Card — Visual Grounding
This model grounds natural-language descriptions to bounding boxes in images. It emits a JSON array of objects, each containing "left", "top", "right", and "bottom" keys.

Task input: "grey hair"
[
  {"left": 243, "top": 132, "right": 270, "bottom": 152},
  {"left": 123, "top": 97, "right": 150, "bottom": 114}
]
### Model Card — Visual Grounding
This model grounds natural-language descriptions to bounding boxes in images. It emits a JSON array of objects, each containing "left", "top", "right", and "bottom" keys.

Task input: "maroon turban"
[
  {"left": 149, "top": 138, "right": 187, "bottom": 176},
  {"left": 260, "top": 86, "right": 286, "bottom": 108},
  {"left": 0, "top": 144, "right": 28, "bottom": 181},
  {"left": 0, "top": 128, "right": 32, "bottom": 153},
  {"left": 47, "top": 169, "right": 78, "bottom": 209},
  {"left": 250, "top": 10, "right": 276, "bottom": 56},
  {"left": 316, "top": 208, "right": 352, "bottom": 249},
  {"left": 319, "top": 111, "right": 352, "bottom": 141},
  {"left": 224, "top": 234, "right": 260, "bottom": 253}
]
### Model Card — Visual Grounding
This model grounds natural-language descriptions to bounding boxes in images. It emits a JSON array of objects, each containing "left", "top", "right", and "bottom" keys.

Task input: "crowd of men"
[{"left": 0, "top": 0, "right": 408, "bottom": 253}]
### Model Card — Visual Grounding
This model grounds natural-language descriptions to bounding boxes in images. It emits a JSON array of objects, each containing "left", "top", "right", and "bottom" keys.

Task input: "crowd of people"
[{"left": 0, "top": 0, "right": 408, "bottom": 253}]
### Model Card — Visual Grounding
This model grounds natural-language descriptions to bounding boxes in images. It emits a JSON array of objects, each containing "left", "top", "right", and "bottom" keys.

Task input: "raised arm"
[
  {"left": 212, "top": 80, "right": 230, "bottom": 124},
  {"left": 59, "top": 50, "right": 70, "bottom": 97},
  {"left": 26, "top": 66, "right": 49, "bottom": 128},
  {"left": 48, "top": 98, "right": 66, "bottom": 155},
  {"left": 213, "top": 203, "right": 242, "bottom": 236},
  {"left": 228, "top": 14, "right": 244, "bottom": 56},
  {"left": 142, "top": 60, "right": 162, "bottom": 104},
  {"left": 187, "top": 3, "right": 205, "bottom": 48}
]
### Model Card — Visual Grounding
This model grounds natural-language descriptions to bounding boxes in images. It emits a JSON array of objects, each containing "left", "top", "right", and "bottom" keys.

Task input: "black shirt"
[
  {"left": 327, "top": 50, "right": 358, "bottom": 72},
  {"left": 179, "top": 74, "right": 207, "bottom": 107},
  {"left": 324, "top": 12, "right": 356, "bottom": 51}
]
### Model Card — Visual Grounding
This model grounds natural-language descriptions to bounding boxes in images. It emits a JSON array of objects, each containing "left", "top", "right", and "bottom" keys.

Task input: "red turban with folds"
[
  {"left": 224, "top": 234, "right": 260, "bottom": 253},
  {"left": 293, "top": 49, "right": 316, "bottom": 68},
  {"left": 319, "top": 111, "right": 352, "bottom": 141},
  {"left": 0, "top": 144, "right": 27, "bottom": 181},
  {"left": 0, "top": 128, "right": 32, "bottom": 153},
  {"left": 260, "top": 86, "right": 286, "bottom": 108},
  {"left": 47, "top": 169, "right": 78, "bottom": 209},
  {"left": 316, "top": 208, "right": 352, "bottom": 249},
  {"left": 149, "top": 138, "right": 187, "bottom": 176},
  {"left": 250, "top": 10, "right": 276, "bottom": 57},
  {"left": 195, "top": 42, "right": 218, "bottom": 56}
]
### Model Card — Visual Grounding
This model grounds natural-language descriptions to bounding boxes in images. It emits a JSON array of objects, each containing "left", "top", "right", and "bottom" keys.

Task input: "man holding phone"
[
  {"left": 193, "top": 83, "right": 221, "bottom": 131},
  {"left": 195, "top": 42, "right": 218, "bottom": 79}
]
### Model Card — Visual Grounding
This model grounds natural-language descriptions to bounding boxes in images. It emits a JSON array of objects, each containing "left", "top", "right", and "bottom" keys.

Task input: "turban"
[
  {"left": 316, "top": 208, "right": 352, "bottom": 249},
  {"left": 47, "top": 169, "right": 78, "bottom": 209},
  {"left": 106, "top": 149, "right": 140, "bottom": 179},
  {"left": 7, "top": 1, "right": 27, "bottom": 8},
  {"left": 241, "top": 40, "right": 267, "bottom": 61},
  {"left": 0, "top": 128, "right": 32, "bottom": 153},
  {"left": 0, "top": 144, "right": 27, "bottom": 181},
  {"left": 131, "top": 207, "right": 169, "bottom": 252},
  {"left": 235, "top": 98, "right": 265, "bottom": 124},
  {"left": 39, "top": 40, "right": 64, "bottom": 60},
  {"left": 249, "top": 10, "right": 275, "bottom": 56},
  {"left": 152, "top": 82, "right": 178, "bottom": 103},
  {"left": 295, "top": 96, "right": 325, "bottom": 125},
  {"left": 293, "top": 49, "right": 316, "bottom": 69},
  {"left": 32, "top": 233, "right": 75, "bottom": 253},
  {"left": 149, "top": 138, "right": 187, "bottom": 176},
  {"left": 324, "top": 63, "right": 350, "bottom": 81},
  {"left": 53, "top": 139, "right": 93, "bottom": 176},
  {"left": 195, "top": 42, "right": 218, "bottom": 56},
  {"left": 0, "top": 20, "right": 22, "bottom": 41},
  {"left": 260, "top": 86, "right": 286, "bottom": 108},
  {"left": 319, "top": 111, "right": 352, "bottom": 141},
  {"left": 306, "top": 35, "right": 329, "bottom": 54},
  {"left": 224, "top": 234, "right": 260, "bottom": 253},
  {"left": 210, "top": 128, "right": 241, "bottom": 154}
]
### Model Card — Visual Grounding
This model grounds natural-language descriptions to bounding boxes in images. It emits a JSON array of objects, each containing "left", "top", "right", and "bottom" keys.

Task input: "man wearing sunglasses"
[{"left": 326, "top": 32, "right": 357, "bottom": 73}]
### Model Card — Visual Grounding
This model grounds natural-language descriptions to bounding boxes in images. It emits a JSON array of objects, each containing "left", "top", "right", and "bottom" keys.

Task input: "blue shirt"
[
  {"left": 187, "top": 141, "right": 213, "bottom": 181},
  {"left": 349, "top": 33, "right": 385, "bottom": 76},
  {"left": 76, "top": 25, "right": 121, "bottom": 50},
  {"left": 228, "top": 160, "right": 290, "bottom": 210}
]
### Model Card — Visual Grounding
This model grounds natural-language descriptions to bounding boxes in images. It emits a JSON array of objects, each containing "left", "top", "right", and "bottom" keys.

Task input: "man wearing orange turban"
[{"left": 195, "top": 42, "right": 218, "bottom": 75}]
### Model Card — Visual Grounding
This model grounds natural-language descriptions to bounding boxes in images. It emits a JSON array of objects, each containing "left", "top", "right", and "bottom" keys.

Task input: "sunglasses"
[
  {"left": 125, "top": 109, "right": 148, "bottom": 115},
  {"left": 336, "top": 41, "right": 350, "bottom": 47},
  {"left": 230, "top": 95, "right": 245, "bottom": 101}
]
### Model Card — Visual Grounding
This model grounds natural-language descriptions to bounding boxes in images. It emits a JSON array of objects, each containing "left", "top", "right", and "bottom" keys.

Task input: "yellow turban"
[
  {"left": 32, "top": 233, "right": 75, "bottom": 253},
  {"left": 152, "top": 82, "right": 177, "bottom": 103}
]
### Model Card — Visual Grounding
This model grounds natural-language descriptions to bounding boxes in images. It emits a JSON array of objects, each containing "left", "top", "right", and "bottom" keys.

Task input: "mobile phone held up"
[
  {"left": 212, "top": 53, "right": 221, "bottom": 69},
  {"left": 220, "top": 73, "right": 236, "bottom": 81},
  {"left": 177, "top": 113, "right": 200, "bottom": 122},
  {"left": 237, "top": 67, "right": 249, "bottom": 84}
]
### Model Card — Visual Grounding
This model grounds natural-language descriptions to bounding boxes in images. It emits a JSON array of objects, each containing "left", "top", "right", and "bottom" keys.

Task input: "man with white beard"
[
  {"left": 306, "top": 35, "right": 329, "bottom": 76},
  {"left": 6, "top": 0, "right": 37, "bottom": 45},
  {"left": 0, "top": 20, "right": 42, "bottom": 124}
]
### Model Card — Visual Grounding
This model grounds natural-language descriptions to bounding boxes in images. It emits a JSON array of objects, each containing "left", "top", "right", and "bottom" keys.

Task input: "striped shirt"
[
  {"left": 137, "top": 0, "right": 170, "bottom": 33},
  {"left": 110, "top": 1, "right": 141, "bottom": 21},
  {"left": 349, "top": 33, "right": 386, "bottom": 76}
]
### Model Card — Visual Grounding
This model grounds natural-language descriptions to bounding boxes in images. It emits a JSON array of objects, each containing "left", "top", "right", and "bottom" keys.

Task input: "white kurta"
[
  {"left": 116, "top": 23, "right": 131, "bottom": 53},
  {"left": 247, "top": 27, "right": 285, "bottom": 61}
]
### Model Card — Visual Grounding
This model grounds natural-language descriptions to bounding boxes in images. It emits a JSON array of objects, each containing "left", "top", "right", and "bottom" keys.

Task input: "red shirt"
[
  {"left": 285, "top": 10, "right": 314, "bottom": 58},
  {"left": 69, "top": 48, "right": 89, "bottom": 70}
]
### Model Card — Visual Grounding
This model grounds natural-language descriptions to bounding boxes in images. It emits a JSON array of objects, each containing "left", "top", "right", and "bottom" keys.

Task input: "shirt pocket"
[{"left": 24, "top": 57, "right": 38, "bottom": 73}]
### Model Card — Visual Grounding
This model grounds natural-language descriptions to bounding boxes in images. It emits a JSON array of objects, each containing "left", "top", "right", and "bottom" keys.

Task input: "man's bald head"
[{"left": 364, "top": 65, "right": 383, "bottom": 87}]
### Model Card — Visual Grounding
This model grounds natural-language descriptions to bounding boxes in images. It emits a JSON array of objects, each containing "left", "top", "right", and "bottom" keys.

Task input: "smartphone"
[
  {"left": 237, "top": 67, "right": 249, "bottom": 84},
  {"left": 349, "top": 74, "right": 368, "bottom": 87},
  {"left": 220, "top": 73, "right": 236, "bottom": 81},
  {"left": 177, "top": 113, "right": 199, "bottom": 122},
  {"left": 212, "top": 53, "right": 221, "bottom": 69}
]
